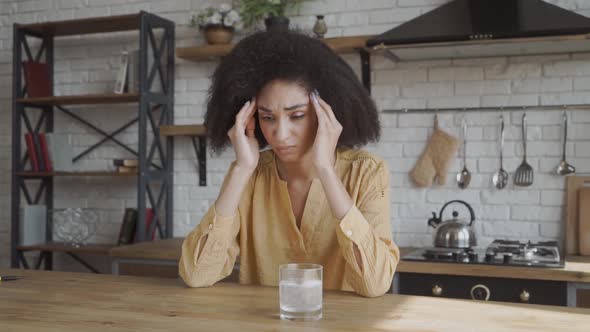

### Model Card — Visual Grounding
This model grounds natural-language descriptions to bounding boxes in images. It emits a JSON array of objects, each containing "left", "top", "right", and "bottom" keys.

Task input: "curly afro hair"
[{"left": 204, "top": 29, "right": 381, "bottom": 153}]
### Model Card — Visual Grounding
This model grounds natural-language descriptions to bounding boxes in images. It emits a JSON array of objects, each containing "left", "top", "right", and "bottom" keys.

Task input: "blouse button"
[
  {"left": 346, "top": 230, "right": 353, "bottom": 237},
  {"left": 208, "top": 224, "right": 213, "bottom": 230}
]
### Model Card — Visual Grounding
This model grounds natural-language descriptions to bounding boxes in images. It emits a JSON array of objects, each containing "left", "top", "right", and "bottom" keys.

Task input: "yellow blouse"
[{"left": 179, "top": 148, "right": 399, "bottom": 297}]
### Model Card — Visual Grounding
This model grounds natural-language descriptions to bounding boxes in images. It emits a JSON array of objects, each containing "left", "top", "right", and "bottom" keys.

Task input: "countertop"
[
  {"left": 1, "top": 268, "right": 588, "bottom": 331},
  {"left": 397, "top": 248, "right": 590, "bottom": 283},
  {"left": 109, "top": 239, "right": 590, "bottom": 283}
]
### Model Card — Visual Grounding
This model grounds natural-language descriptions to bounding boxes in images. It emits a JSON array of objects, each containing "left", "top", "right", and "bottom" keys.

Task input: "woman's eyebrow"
[{"left": 258, "top": 104, "right": 307, "bottom": 112}]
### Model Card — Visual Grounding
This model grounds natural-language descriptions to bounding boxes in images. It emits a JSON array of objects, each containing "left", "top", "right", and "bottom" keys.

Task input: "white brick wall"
[{"left": 1, "top": 0, "right": 589, "bottom": 269}]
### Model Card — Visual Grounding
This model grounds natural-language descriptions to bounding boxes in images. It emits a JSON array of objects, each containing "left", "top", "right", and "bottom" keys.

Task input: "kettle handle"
[
  {"left": 439, "top": 200, "right": 475, "bottom": 226},
  {"left": 427, "top": 212, "right": 441, "bottom": 228}
]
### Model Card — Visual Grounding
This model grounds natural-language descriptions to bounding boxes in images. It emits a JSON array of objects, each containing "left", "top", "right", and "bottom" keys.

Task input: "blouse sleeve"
[
  {"left": 179, "top": 163, "right": 244, "bottom": 287},
  {"left": 334, "top": 160, "right": 400, "bottom": 297}
]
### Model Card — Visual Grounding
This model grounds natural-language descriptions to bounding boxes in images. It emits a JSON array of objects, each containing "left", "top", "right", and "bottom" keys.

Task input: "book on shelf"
[
  {"left": 117, "top": 165, "right": 137, "bottom": 173},
  {"left": 19, "top": 205, "right": 47, "bottom": 246},
  {"left": 32, "top": 133, "right": 46, "bottom": 171},
  {"left": 22, "top": 61, "right": 51, "bottom": 98},
  {"left": 143, "top": 208, "right": 157, "bottom": 241},
  {"left": 44, "top": 133, "right": 75, "bottom": 172},
  {"left": 24, "top": 133, "right": 40, "bottom": 172},
  {"left": 114, "top": 51, "right": 129, "bottom": 94},
  {"left": 117, "top": 208, "right": 137, "bottom": 245},
  {"left": 38, "top": 133, "right": 53, "bottom": 172},
  {"left": 113, "top": 159, "right": 138, "bottom": 167},
  {"left": 117, "top": 207, "right": 157, "bottom": 245},
  {"left": 125, "top": 47, "right": 163, "bottom": 94},
  {"left": 126, "top": 49, "right": 139, "bottom": 93}
]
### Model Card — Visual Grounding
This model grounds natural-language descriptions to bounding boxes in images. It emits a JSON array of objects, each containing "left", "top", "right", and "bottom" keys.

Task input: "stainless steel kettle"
[{"left": 427, "top": 200, "right": 476, "bottom": 248}]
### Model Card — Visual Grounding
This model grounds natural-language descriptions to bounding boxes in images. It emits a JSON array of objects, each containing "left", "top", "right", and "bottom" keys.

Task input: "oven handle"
[{"left": 470, "top": 284, "right": 491, "bottom": 301}]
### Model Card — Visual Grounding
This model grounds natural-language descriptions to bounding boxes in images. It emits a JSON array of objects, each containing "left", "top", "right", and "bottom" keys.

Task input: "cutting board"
[
  {"left": 566, "top": 176, "right": 590, "bottom": 255},
  {"left": 579, "top": 187, "right": 590, "bottom": 255}
]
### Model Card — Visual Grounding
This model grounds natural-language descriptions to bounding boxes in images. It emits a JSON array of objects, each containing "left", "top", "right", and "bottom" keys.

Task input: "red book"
[
  {"left": 22, "top": 61, "right": 51, "bottom": 98},
  {"left": 38, "top": 133, "right": 52, "bottom": 171},
  {"left": 145, "top": 208, "right": 156, "bottom": 240},
  {"left": 24, "top": 133, "right": 39, "bottom": 171}
]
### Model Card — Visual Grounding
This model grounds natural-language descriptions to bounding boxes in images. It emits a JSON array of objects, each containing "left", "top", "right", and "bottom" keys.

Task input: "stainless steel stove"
[
  {"left": 398, "top": 239, "right": 567, "bottom": 306},
  {"left": 403, "top": 240, "right": 564, "bottom": 268}
]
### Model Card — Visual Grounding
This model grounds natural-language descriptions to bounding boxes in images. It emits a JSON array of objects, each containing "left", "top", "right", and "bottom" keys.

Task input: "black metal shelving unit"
[{"left": 10, "top": 11, "right": 175, "bottom": 272}]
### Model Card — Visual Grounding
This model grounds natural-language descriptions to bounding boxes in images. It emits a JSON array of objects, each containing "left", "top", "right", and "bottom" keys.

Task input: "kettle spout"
[{"left": 427, "top": 212, "right": 441, "bottom": 228}]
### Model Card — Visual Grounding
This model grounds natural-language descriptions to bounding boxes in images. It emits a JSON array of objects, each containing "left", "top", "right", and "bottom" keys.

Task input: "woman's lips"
[{"left": 275, "top": 146, "right": 296, "bottom": 154}]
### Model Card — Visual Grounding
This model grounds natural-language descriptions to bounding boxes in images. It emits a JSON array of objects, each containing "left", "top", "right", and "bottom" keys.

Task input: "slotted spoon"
[{"left": 514, "top": 113, "right": 533, "bottom": 187}]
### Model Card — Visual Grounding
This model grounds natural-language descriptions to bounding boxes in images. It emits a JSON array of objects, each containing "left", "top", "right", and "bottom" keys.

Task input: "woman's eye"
[
  {"left": 260, "top": 116, "right": 274, "bottom": 121},
  {"left": 291, "top": 114, "right": 305, "bottom": 120}
]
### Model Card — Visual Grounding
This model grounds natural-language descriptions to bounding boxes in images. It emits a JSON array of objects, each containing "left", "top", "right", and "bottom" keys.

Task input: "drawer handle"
[
  {"left": 470, "top": 284, "right": 490, "bottom": 301},
  {"left": 432, "top": 284, "right": 443, "bottom": 296},
  {"left": 520, "top": 289, "right": 530, "bottom": 303}
]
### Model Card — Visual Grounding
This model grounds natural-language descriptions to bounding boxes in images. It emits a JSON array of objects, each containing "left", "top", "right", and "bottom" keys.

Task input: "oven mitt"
[{"left": 410, "top": 122, "right": 459, "bottom": 187}]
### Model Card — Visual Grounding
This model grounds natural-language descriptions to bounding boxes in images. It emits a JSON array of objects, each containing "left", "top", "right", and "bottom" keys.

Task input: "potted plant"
[
  {"left": 190, "top": 4, "right": 242, "bottom": 45},
  {"left": 237, "top": 0, "right": 309, "bottom": 31}
]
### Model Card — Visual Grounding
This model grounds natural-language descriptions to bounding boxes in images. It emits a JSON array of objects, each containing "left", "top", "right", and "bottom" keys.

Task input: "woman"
[{"left": 179, "top": 30, "right": 399, "bottom": 297}]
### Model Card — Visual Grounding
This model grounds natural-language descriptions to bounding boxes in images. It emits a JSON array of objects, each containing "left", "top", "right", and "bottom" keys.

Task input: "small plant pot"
[
  {"left": 203, "top": 25, "right": 234, "bottom": 45},
  {"left": 264, "top": 16, "right": 290, "bottom": 31}
]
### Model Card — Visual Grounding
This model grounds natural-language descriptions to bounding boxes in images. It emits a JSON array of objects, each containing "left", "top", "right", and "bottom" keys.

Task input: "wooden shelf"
[
  {"left": 17, "top": 242, "right": 116, "bottom": 255},
  {"left": 16, "top": 12, "right": 141, "bottom": 36},
  {"left": 176, "top": 35, "right": 373, "bottom": 61},
  {"left": 371, "top": 33, "right": 590, "bottom": 61},
  {"left": 16, "top": 93, "right": 139, "bottom": 106},
  {"left": 159, "top": 124, "right": 206, "bottom": 136},
  {"left": 16, "top": 171, "right": 137, "bottom": 178},
  {"left": 109, "top": 238, "right": 183, "bottom": 260}
]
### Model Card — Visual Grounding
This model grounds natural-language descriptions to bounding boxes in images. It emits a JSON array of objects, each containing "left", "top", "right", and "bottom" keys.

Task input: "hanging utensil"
[
  {"left": 456, "top": 118, "right": 471, "bottom": 189},
  {"left": 514, "top": 113, "right": 534, "bottom": 186},
  {"left": 492, "top": 115, "right": 509, "bottom": 189},
  {"left": 556, "top": 111, "right": 576, "bottom": 175}
]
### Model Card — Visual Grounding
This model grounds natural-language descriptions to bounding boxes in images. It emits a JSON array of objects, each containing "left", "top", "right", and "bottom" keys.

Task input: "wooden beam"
[
  {"left": 176, "top": 35, "right": 373, "bottom": 61},
  {"left": 159, "top": 124, "right": 206, "bottom": 137}
]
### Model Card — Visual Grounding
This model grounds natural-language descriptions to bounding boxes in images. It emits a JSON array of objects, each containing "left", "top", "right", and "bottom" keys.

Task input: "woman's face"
[{"left": 256, "top": 80, "right": 317, "bottom": 163}]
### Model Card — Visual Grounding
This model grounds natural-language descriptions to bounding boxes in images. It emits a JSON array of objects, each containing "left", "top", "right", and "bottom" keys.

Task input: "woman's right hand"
[{"left": 227, "top": 98, "right": 259, "bottom": 171}]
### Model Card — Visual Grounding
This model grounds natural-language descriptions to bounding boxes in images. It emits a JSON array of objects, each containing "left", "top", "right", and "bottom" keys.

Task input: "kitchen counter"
[
  {"left": 1, "top": 268, "right": 588, "bottom": 331},
  {"left": 398, "top": 248, "right": 590, "bottom": 283}
]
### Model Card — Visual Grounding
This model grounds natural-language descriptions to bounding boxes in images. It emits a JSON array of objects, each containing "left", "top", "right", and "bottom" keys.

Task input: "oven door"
[{"left": 398, "top": 272, "right": 567, "bottom": 306}]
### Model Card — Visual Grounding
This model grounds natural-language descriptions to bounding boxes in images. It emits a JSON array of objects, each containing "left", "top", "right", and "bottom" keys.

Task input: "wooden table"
[{"left": 1, "top": 268, "right": 589, "bottom": 331}]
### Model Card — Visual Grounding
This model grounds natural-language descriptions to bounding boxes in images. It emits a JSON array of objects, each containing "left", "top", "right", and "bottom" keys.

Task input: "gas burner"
[
  {"left": 422, "top": 247, "right": 476, "bottom": 262},
  {"left": 485, "top": 240, "right": 561, "bottom": 266},
  {"left": 402, "top": 239, "right": 564, "bottom": 268}
]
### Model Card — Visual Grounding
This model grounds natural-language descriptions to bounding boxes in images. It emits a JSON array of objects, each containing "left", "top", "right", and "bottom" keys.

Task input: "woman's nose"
[{"left": 274, "top": 119, "right": 290, "bottom": 141}]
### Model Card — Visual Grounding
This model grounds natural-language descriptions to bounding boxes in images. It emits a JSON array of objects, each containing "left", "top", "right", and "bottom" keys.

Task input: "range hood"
[{"left": 366, "top": 0, "right": 590, "bottom": 60}]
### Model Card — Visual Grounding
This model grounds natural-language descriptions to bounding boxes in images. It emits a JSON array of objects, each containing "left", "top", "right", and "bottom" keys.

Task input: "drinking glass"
[{"left": 279, "top": 263, "right": 323, "bottom": 321}]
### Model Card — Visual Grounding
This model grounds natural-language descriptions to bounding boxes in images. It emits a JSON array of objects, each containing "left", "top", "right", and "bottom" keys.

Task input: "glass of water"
[{"left": 279, "top": 263, "right": 323, "bottom": 321}]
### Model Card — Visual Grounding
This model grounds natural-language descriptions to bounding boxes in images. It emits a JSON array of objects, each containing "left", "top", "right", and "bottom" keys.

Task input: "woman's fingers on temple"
[
  {"left": 245, "top": 116, "right": 256, "bottom": 137},
  {"left": 316, "top": 95, "right": 337, "bottom": 123},
  {"left": 311, "top": 92, "right": 327, "bottom": 126},
  {"left": 236, "top": 98, "right": 255, "bottom": 127}
]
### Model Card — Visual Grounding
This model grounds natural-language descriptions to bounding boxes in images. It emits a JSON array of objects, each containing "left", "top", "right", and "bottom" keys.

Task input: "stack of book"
[
  {"left": 25, "top": 133, "right": 75, "bottom": 172},
  {"left": 113, "top": 159, "right": 138, "bottom": 173}
]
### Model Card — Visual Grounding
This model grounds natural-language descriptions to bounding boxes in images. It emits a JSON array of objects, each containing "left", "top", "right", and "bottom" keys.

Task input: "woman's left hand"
[{"left": 310, "top": 90, "right": 342, "bottom": 171}]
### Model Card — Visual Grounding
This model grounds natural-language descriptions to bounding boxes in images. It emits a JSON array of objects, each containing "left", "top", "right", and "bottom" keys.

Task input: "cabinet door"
[{"left": 577, "top": 289, "right": 590, "bottom": 308}]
